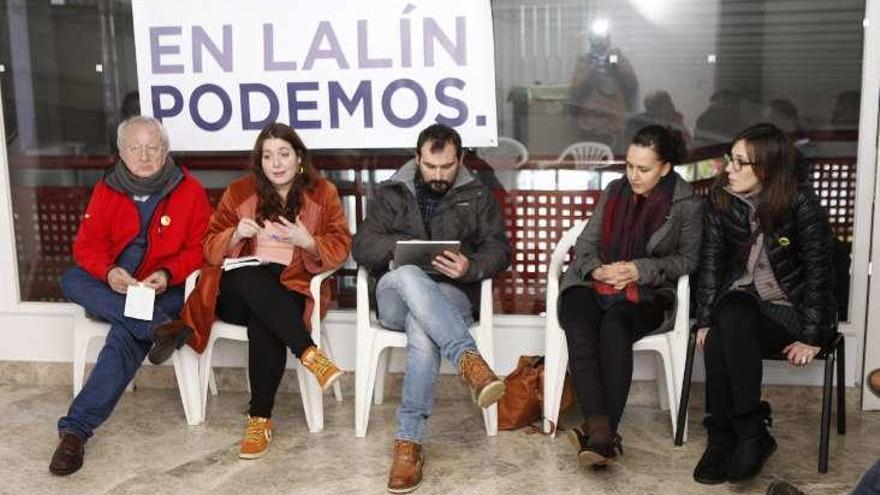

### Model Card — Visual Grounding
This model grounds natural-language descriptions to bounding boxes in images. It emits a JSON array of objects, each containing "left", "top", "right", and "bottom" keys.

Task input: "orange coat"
[{"left": 181, "top": 175, "right": 351, "bottom": 353}]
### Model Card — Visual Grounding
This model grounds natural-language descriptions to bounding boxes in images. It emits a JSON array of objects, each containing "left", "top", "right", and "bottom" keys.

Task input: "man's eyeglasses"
[
  {"left": 722, "top": 153, "right": 756, "bottom": 172},
  {"left": 126, "top": 145, "right": 162, "bottom": 157}
]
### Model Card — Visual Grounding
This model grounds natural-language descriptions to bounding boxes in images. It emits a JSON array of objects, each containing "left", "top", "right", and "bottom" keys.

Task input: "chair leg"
[
  {"left": 321, "top": 334, "right": 344, "bottom": 402},
  {"left": 171, "top": 347, "right": 203, "bottom": 426},
  {"left": 295, "top": 360, "right": 323, "bottom": 433},
  {"left": 355, "top": 343, "right": 384, "bottom": 438},
  {"left": 675, "top": 331, "right": 697, "bottom": 447},
  {"left": 72, "top": 332, "right": 89, "bottom": 397},
  {"left": 660, "top": 350, "right": 678, "bottom": 439},
  {"left": 199, "top": 338, "right": 218, "bottom": 420},
  {"left": 482, "top": 403, "right": 499, "bottom": 436},
  {"left": 836, "top": 339, "right": 846, "bottom": 435},
  {"left": 819, "top": 352, "right": 835, "bottom": 474},
  {"left": 208, "top": 369, "right": 218, "bottom": 396},
  {"left": 542, "top": 331, "right": 568, "bottom": 436},
  {"left": 374, "top": 348, "right": 390, "bottom": 406},
  {"left": 656, "top": 355, "right": 670, "bottom": 411}
]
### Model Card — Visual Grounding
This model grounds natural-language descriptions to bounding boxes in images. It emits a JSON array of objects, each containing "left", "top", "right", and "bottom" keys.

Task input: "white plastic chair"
[
  {"left": 542, "top": 219, "right": 690, "bottom": 441},
  {"left": 476, "top": 136, "right": 529, "bottom": 170},
  {"left": 188, "top": 267, "right": 342, "bottom": 433},
  {"left": 72, "top": 306, "right": 204, "bottom": 426},
  {"left": 555, "top": 141, "right": 614, "bottom": 170},
  {"left": 354, "top": 266, "right": 498, "bottom": 437}
]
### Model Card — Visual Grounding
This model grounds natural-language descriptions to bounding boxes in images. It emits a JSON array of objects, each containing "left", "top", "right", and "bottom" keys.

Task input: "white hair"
[{"left": 117, "top": 116, "right": 170, "bottom": 152}]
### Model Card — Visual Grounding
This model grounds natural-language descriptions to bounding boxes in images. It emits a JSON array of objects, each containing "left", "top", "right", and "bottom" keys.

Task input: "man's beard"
[{"left": 426, "top": 179, "right": 452, "bottom": 195}]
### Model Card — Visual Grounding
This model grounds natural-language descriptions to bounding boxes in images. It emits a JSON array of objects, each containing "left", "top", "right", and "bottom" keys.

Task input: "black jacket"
[
  {"left": 695, "top": 185, "right": 836, "bottom": 346},
  {"left": 352, "top": 160, "right": 511, "bottom": 308}
]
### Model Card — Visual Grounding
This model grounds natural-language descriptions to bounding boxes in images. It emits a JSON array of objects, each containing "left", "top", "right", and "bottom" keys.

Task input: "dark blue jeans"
[
  {"left": 57, "top": 267, "right": 184, "bottom": 440},
  {"left": 853, "top": 460, "right": 880, "bottom": 495}
]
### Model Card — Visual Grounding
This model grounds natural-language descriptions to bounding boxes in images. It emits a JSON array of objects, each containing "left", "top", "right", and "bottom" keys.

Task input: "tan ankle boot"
[
  {"left": 458, "top": 350, "right": 505, "bottom": 408},
  {"left": 301, "top": 346, "right": 343, "bottom": 391},
  {"left": 387, "top": 440, "right": 423, "bottom": 493}
]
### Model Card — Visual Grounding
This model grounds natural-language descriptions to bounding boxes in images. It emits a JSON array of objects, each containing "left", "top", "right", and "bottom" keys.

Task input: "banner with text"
[{"left": 132, "top": 0, "right": 498, "bottom": 150}]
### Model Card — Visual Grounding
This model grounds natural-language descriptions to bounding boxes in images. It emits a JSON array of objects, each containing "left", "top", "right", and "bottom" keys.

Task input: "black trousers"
[
  {"left": 558, "top": 286, "right": 665, "bottom": 431},
  {"left": 704, "top": 290, "right": 795, "bottom": 419},
  {"left": 216, "top": 264, "right": 315, "bottom": 418}
]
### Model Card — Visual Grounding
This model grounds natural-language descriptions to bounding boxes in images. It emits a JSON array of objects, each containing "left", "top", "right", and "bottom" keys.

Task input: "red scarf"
[{"left": 594, "top": 173, "right": 676, "bottom": 308}]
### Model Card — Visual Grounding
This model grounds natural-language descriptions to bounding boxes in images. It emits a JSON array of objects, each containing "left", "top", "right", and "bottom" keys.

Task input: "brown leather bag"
[{"left": 498, "top": 355, "right": 575, "bottom": 431}]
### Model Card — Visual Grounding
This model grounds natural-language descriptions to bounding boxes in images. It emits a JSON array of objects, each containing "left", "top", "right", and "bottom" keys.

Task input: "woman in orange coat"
[{"left": 181, "top": 123, "right": 351, "bottom": 459}]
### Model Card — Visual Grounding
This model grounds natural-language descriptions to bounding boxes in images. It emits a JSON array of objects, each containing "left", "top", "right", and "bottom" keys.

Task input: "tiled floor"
[{"left": 2, "top": 383, "right": 877, "bottom": 495}]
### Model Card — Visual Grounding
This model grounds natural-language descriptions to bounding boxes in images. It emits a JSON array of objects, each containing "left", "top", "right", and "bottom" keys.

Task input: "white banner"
[{"left": 131, "top": 0, "right": 498, "bottom": 151}]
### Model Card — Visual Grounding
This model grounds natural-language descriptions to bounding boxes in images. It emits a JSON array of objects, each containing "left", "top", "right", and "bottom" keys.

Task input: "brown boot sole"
[
  {"left": 476, "top": 380, "right": 506, "bottom": 409},
  {"left": 387, "top": 480, "right": 422, "bottom": 494},
  {"left": 577, "top": 449, "right": 614, "bottom": 467}
]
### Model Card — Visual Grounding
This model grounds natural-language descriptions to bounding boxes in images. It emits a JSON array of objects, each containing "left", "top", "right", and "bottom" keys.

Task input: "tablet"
[{"left": 393, "top": 240, "right": 461, "bottom": 273}]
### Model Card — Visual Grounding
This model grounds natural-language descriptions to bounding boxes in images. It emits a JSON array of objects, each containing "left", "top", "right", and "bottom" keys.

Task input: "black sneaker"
[{"left": 147, "top": 321, "right": 193, "bottom": 365}]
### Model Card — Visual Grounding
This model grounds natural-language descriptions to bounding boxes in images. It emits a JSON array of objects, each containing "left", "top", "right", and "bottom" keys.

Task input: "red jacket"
[{"left": 73, "top": 169, "right": 212, "bottom": 286}]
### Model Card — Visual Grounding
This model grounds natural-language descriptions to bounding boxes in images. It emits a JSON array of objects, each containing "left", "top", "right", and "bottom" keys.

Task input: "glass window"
[{"left": 0, "top": 0, "right": 866, "bottom": 318}]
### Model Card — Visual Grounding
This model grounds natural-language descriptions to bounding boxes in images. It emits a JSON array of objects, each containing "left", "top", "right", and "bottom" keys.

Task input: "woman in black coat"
[{"left": 692, "top": 123, "right": 836, "bottom": 485}]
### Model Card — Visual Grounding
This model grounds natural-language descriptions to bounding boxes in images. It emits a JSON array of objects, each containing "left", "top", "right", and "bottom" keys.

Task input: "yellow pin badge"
[
  {"left": 160, "top": 215, "right": 172, "bottom": 227},
  {"left": 778, "top": 236, "right": 790, "bottom": 248}
]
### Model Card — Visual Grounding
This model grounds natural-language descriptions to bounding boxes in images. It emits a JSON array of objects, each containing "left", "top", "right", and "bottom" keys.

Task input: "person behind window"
[
  {"left": 50, "top": 116, "right": 212, "bottom": 476},
  {"left": 692, "top": 123, "right": 836, "bottom": 485},
  {"left": 179, "top": 122, "right": 351, "bottom": 460},
  {"left": 621, "top": 90, "right": 691, "bottom": 150},
  {"left": 762, "top": 99, "right": 807, "bottom": 145},
  {"left": 569, "top": 31, "right": 639, "bottom": 152},
  {"left": 352, "top": 123, "right": 511, "bottom": 493},
  {"left": 557, "top": 125, "right": 702, "bottom": 467},
  {"left": 693, "top": 90, "right": 746, "bottom": 149}
]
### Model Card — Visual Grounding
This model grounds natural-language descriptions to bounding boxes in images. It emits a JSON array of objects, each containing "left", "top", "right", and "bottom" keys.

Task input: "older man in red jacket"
[{"left": 49, "top": 116, "right": 212, "bottom": 476}]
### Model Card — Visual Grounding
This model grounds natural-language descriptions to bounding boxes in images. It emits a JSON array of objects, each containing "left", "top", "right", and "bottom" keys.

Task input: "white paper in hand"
[{"left": 124, "top": 283, "right": 155, "bottom": 321}]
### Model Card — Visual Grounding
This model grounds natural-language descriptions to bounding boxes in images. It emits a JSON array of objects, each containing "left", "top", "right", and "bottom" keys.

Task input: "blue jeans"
[
  {"left": 376, "top": 265, "right": 477, "bottom": 444},
  {"left": 853, "top": 460, "right": 880, "bottom": 495},
  {"left": 58, "top": 267, "right": 184, "bottom": 440}
]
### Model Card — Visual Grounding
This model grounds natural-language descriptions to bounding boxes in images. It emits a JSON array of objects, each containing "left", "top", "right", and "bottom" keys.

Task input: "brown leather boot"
[
  {"left": 869, "top": 368, "right": 880, "bottom": 397},
  {"left": 387, "top": 440, "right": 423, "bottom": 493},
  {"left": 148, "top": 320, "right": 193, "bottom": 365},
  {"left": 579, "top": 415, "right": 621, "bottom": 466},
  {"left": 49, "top": 433, "right": 85, "bottom": 476},
  {"left": 458, "top": 350, "right": 505, "bottom": 408}
]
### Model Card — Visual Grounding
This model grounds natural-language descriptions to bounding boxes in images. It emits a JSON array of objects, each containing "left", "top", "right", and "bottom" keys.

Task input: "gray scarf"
[{"left": 105, "top": 156, "right": 183, "bottom": 197}]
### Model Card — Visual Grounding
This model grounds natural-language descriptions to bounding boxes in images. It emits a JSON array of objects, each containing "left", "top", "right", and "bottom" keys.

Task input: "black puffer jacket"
[{"left": 695, "top": 185, "right": 835, "bottom": 346}]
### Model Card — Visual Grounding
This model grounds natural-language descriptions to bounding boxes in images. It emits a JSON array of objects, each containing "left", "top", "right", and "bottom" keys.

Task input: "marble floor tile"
[{"left": 0, "top": 383, "right": 877, "bottom": 495}]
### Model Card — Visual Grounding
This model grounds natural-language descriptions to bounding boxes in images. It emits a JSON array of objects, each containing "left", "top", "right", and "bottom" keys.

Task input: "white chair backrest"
[
  {"left": 476, "top": 136, "right": 529, "bottom": 170},
  {"left": 548, "top": 219, "right": 589, "bottom": 281},
  {"left": 559, "top": 142, "right": 613, "bottom": 170}
]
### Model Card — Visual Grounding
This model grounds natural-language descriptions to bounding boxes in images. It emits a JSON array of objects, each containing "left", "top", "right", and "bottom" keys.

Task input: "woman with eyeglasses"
[
  {"left": 692, "top": 123, "right": 836, "bottom": 485},
  {"left": 557, "top": 125, "right": 702, "bottom": 467}
]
